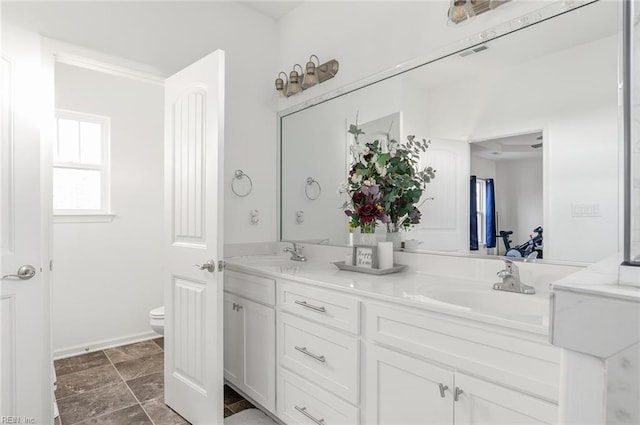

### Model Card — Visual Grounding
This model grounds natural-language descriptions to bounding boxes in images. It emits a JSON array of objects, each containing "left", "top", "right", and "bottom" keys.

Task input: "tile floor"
[{"left": 54, "top": 338, "right": 254, "bottom": 425}]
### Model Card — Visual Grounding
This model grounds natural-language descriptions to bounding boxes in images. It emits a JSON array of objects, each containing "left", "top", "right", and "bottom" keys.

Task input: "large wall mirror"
[{"left": 280, "top": 0, "right": 620, "bottom": 264}]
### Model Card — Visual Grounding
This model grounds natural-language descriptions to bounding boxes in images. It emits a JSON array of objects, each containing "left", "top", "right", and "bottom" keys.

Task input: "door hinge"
[{"left": 218, "top": 260, "right": 225, "bottom": 271}]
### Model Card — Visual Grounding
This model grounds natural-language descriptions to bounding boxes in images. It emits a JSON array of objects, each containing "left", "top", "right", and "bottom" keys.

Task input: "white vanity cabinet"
[
  {"left": 223, "top": 270, "right": 276, "bottom": 413},
  {"left": 224, "top": 260, "right": 562, "bottom": 425}
]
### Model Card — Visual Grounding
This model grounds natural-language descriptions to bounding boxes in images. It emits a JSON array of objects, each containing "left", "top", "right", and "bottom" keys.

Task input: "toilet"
[{"left": 149, "top": 306, "right": 165, "bottom": 335}]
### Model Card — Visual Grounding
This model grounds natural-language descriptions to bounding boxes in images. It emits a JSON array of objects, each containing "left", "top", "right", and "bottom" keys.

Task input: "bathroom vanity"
[{"left": 223, "top": 250, "right": 579, "bottom": 424}]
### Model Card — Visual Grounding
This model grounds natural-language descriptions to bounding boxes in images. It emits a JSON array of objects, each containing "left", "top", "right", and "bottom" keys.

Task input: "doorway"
[{"left": 470, "top": 131, "right": 543, "bottom": 257}]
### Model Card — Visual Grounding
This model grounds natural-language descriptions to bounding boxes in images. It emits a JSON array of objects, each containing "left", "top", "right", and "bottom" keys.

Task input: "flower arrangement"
[{"left": 340, "top": 116, "right": 436, "bottom": 234}]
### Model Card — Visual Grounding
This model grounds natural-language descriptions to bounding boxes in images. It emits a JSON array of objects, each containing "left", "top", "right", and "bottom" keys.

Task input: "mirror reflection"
[
  {"left": 470, "top": 131, "right": 543, "bottom": 258},
  {"left": 280, "top": 1, "right": 619, "bottom": 263}
]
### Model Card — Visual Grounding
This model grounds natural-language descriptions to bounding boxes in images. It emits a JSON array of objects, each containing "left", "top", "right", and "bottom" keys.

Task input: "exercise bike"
[{"left": 499, "top": 226, "right": 543, "bottom": 259}]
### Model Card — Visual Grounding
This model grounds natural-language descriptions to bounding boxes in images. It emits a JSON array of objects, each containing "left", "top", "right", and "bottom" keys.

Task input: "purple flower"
[{"left": 409, "top": 208, "right": 422, "bottom": 224}]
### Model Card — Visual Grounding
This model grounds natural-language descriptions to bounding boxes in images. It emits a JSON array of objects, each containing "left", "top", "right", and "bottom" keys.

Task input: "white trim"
[
  {"left": 53, "top": 214, "right": 115, "bottom": 224},
  {"left": 44, "top": 37, "right": 166, "bottom": 86},
  {"left": 53, "top": 330, "right": 159, "bottom": 360}
]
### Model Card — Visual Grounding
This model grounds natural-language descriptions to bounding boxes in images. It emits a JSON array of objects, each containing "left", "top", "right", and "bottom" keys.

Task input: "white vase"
[
  {"left": 359, "top": 232, "right": 377, "bottom": 246},
  {"left": 386, "top": 231, "right": 402, "bottom": 250}
]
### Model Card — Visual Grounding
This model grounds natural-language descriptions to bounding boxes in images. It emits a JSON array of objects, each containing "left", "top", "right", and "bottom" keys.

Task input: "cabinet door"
[
  {"left": 242, "top": 296, "right": 276, "bottom": 413},
  {"left": 224, "top": 292, "right": 276, "bottom": 413},
  {"left": 366, "top": 345, "right": 454, "bottom": 425},
  {"left": 454, "top": 373, "right": 557, "bottom": 425},
  {"left": 224, "top": 293, "right": 244, "bottom": 385}
]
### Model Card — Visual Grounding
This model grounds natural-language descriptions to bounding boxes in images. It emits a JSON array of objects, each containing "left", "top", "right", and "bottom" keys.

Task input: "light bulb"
[{"left": 448, "top": 0, "right": 475, "bottom": 25}]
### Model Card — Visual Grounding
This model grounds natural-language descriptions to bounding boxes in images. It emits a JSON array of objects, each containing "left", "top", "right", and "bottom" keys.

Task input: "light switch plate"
[{"left": 571, "top": 203, "right": 600, "bottom": 217}]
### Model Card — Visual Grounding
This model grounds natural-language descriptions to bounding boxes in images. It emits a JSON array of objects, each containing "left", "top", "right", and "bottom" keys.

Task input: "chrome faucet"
[
  {"left": 493, "top": 259, "right": 535, "bottom": 294},
  {"left": 283, "top": 242, "right": 307, "bottom": 262}
]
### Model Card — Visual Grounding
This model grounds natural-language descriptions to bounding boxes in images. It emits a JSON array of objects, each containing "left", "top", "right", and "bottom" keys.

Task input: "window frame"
[{"left": 53, "top": 109, "right": 112, "bottom": 219}]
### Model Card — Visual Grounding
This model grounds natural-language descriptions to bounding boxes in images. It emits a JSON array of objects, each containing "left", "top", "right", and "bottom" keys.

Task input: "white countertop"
[
  {"left": 551, "top": 254, "right": 640, "bottom": 302},
  {"left": 224, "top": 255, "right": 553, "bottom": 336}
]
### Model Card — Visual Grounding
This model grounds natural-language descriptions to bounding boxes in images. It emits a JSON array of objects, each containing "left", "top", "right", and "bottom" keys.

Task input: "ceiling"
[
  {"left": 470, "top": 131, "right": 543, "bottom": 161},
  {"left": 2, "top": 1, "right": 295, "bottom": 75}
]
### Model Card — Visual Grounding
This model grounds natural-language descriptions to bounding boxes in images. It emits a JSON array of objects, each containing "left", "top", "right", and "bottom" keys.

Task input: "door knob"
[
  {"left": 2, "top": 265, "right": 37, "bottom": 280},
  {"left": 193, "top": 260, "right": 215, "bottom": 273}
]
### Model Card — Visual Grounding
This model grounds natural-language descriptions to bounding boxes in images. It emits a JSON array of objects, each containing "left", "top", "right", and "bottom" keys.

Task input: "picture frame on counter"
[{"left": 353, "top": 244, "right": 378, "bottom": 269}]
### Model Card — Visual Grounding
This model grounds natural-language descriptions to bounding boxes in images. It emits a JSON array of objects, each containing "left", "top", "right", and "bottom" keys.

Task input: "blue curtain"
[
  {"left": 470, "top": 176, "right": 478, "bottom": 250},
  {"left": 485, "top": 178, "right": 496, "bottom": 248}
]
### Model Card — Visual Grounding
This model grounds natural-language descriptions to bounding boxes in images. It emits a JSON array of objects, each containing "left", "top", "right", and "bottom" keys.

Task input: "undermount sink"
[{"left": 420, "top": 288, "right": 549, "bottom": 325}]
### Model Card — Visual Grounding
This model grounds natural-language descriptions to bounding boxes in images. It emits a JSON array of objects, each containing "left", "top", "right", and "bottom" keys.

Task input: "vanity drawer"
[
  {"left": 224, "top": 270, "right": 275, "bottom": 306},
  {"left": 277, "top": 280, "right": 360, "bottom": 334},
  {"left": 277, "top": 368, "right": 359, "bottom": 425},
  {"left": 278, "top": 312, "right": 359, "bottom": 404}
]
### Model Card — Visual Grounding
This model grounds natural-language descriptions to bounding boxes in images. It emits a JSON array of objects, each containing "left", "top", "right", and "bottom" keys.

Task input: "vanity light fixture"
[
  {"left": 275, "top": 55, "right": 339, "bottom": 98},
  {"left": 447, "top": 0, "right": 511, "bottom": 25}
]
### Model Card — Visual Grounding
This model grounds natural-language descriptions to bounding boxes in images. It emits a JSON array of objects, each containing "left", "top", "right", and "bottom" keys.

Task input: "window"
[
  {"left": 53, "top": 110, "right": 111, "bottom": 218},
  {"left": 476, "top": 178, "right": 487, "bottom": 245}
]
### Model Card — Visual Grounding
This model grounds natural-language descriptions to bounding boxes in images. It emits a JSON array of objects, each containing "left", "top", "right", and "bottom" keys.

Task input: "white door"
[
  {"left": 412, "top": 138, "right": 470, "bottom": 252},
  {"left": 0, "top": 24, "right": 52, "bottom": 423},
  {"left": 366, "top": 344, "right": 454, "bottom": 425},
  {"left": 164, "top": 50, "right": 225, "bottom": 424}
]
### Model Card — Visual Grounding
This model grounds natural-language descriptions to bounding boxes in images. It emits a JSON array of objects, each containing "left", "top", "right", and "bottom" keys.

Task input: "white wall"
[
  {"left": 471, "top": 157, "right": 497, "bottom": 180},
  {"left": 53, "top": 63, "right": 164, "bottom": 355},
  {"left": 276, "top": 1, "right": 555, "bottom": 110}
]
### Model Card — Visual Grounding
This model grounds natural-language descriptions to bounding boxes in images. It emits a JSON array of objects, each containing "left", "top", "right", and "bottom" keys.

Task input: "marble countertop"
[
  {"left": 224, "top": 255, "right": 552, "bottom": 336},
  {"left": 551, "top": 254, "right": 640, "bottom": 302}
]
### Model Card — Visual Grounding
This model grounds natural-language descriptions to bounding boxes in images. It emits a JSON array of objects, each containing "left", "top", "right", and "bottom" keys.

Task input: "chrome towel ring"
[
  {"left": 305, "top": 177, "right": 321, "bottom": 200},
  {"left": 231, "top": 169, "right": 253, "bottom": 197}
]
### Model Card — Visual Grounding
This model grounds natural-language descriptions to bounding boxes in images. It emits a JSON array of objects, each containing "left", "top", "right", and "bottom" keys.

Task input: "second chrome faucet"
[{"left": 493, "top": 259, "right": 535, "bottom": 294}]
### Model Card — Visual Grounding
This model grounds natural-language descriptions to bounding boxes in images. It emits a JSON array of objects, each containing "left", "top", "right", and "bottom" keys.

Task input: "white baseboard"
[{"left": 53, "top": 330, "right": 160, "bottom": 360}]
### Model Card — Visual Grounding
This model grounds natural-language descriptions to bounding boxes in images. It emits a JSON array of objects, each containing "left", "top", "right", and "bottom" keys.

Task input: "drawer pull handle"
[
  {"left": 438, "top": 383, "right": 448, "bottom": 398},
  {"left": 454, "top": 387, "right": 464, "bottom": 402},
  {"left": 295, "top": 406, "right": 325, "bottom": 425},
  {"left": 294, "top": 300, "right": 326, "bottom": 312},
  {"left": 294, "top": 346, "right": 326, "bottom": 363}
]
